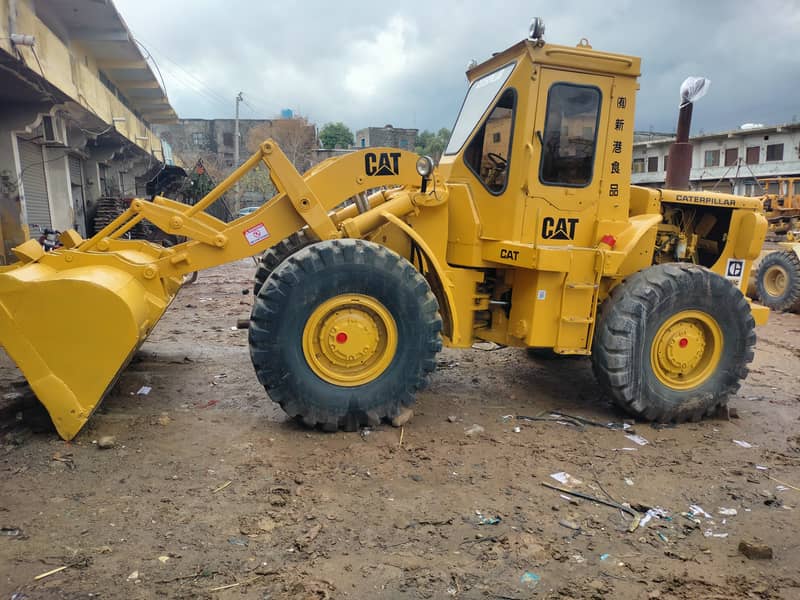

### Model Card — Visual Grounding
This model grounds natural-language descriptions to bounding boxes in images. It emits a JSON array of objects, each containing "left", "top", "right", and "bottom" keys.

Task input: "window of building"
[
  {"left": 704, "top": 149, "right": 720, "bottom": 167},
  {"left": 399, "top": 139, "right": 408, "bottom": 149},
  {"left": 663, "top": 155, "right": 669, "bottom": 172},
  {"left": 192, "top": 132, "right": 206, "bottom": 147},
  {"left": 463, "top": 88, "right": 516, "bottom": 194},
  {"left": 539, "top": 83, "right": 601, "bottom": 187},
  {"left": 794, "top": 180, "right": 800, "bottom": 196},
  {"left": 360, "top": 138, "right": 366, "bottom": 147},
  {"left": 746, "top": 146, "right": 760, "bottom": 164},
  {"left": 223, "top": 132, "right": 234, "bottom": 147},
  {"left": 766, "top": 143, "right": 784, "bottom": 161},
  {"left": 724, "top": 147, "right": 738, "bottom": 166},
  {"left": 492, "top": 132, "right": 501, "bottom": 143},
  {"left": 647, "top": 156, "right": 658, "bottom": 172},
  {"left": 632, "top": 158, "right": 645, "bottom": 173}
]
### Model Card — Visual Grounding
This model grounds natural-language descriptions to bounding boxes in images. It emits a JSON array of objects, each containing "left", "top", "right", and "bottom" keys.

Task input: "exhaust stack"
[{"left": 665, "top": 77, "right": 710, "bottom": 191}]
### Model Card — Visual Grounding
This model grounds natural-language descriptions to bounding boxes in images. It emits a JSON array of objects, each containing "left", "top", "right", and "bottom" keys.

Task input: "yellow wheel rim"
[
  {"left": 763, "top": 265, "right": 788, "bottom": 297},
  {"left": 650, "top": 310, "right": 723, "bottom": 390},
  {"left": 302, "top": 294, "right": 397, "bottom": 386}
]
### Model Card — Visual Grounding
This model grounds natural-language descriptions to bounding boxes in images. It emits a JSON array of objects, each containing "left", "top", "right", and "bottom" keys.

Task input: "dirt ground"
[{"left": 1, "top": 257, "right": 799, "bottom": 600}]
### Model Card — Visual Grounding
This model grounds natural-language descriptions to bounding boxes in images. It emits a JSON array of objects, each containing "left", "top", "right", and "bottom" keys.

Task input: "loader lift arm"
[{"left": 0, "top": 140, "right": 448, "bottom": 440}]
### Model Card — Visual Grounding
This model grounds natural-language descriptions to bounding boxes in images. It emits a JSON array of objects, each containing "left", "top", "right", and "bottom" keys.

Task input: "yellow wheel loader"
[
  {"left": 754, "top": 244, "right": 800, "bottom": 312},
  {"left": 0, "top": 20, "right": 769, "bottom": 440}
]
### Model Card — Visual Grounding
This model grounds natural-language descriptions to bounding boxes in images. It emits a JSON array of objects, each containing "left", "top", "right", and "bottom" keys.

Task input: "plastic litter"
[
  {"left": 550, "top": 472, "right": 583, "bottom": 487},
  {"left": 733, "top": 440, "right": 753, "bottom": 448},
  {"left": 136, "top": 386, "right": 151, "bottom": 395},
  {"left": 464, "top": 424, "right": 485, "bottom": 436},
  {"left": 599, "top": 553, "right": 611, "bottom": 561},
  {"left": 718, "top": 508, "right": 737, "bottom": 516},
  {"left": 689, "top": 504, "right": 712, "bottom": 519},
  {"left": 625, "top": 433, "right": 649, "bottom": 446},
  {"left": 520, "top": 572, "right": 540, "bottom": 588}
]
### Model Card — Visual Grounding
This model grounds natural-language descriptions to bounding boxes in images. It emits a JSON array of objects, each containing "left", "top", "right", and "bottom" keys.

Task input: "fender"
[{"left": 380, "top": 212, "right": 461, "bottom": 345}]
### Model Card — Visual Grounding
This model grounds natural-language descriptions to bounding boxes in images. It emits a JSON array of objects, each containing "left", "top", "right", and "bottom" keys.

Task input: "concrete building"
[
  {"left": 631, "top": 123, "right": 800, "bottom": 196},
  {"left": 355, "top": 125, "right": 417, "bottom": 150},
  {"left": 0, "top": 0, "right": 176, "bottom": 264},
  {"left": 153, "top": 118, "right": 316, "bottom": 170}
]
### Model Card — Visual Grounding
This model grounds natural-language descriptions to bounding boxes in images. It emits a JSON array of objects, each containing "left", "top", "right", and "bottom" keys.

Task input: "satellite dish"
[{"left": 680, "top": 76, "right": 710, "bottom": 107}]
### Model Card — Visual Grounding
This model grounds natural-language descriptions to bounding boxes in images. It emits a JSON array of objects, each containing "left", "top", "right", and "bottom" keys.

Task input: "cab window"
[
  {"left": 539, "top": 83, "right": 601, "bottom": 187},
  {"left": 463, "top": 88, "right": 516, "bottom": 194}
]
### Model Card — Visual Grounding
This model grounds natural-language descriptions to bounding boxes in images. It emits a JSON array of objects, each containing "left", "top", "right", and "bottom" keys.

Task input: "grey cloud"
[{"left": 115, "top": 0, "right": 800, "bottom": 135}]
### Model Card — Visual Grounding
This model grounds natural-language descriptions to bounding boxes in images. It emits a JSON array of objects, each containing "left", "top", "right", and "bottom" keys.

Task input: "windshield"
[{"left": 444, "top": 62, "right": 516, "bottom": 155}]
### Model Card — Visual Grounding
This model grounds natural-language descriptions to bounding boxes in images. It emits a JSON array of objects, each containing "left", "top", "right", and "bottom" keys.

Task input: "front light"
[{"left": 416, "top": 156, "right": 434, "bottom": 178}]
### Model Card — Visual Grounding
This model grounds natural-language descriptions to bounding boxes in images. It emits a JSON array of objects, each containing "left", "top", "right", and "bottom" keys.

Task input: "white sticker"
[
  {"left": 725, "top": 258, "right": 745, "bottom": 286},
  {"left": 537, "top": 290, "right": 546, "bottom": 300},
  {"left": 244, "top": 223, "right": 269, "bottom": 246}
]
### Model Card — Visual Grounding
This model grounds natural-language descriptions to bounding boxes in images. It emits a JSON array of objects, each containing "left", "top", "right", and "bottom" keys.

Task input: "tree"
[
  {"left": 246, "top": 116, "right": 318, "bottom": 172},
  {"left": 415, "top": 128, "right": 451, "bottom": 163},
  {"left": 319, "top": 122, "right": 354, "bottom": 149}
]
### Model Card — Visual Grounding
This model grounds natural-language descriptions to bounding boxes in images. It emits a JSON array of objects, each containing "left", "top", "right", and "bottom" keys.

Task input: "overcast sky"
[{"left": 115, "top": 0, "right": 800, "bottom": 136}]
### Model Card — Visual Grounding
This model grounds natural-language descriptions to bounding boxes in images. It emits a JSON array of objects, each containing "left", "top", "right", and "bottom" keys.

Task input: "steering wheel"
[{"left": 486, "top": 152, "right": 508, "bottom": 170}]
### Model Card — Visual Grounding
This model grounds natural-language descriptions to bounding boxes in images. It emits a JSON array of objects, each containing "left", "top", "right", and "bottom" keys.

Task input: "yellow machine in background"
[{"left": 0, "top": 20, "right": 768, "bottom": 440}]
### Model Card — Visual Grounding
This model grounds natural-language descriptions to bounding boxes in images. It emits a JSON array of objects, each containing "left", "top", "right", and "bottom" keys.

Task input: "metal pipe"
[{"left": 665, "top": 102, "right": 694, "bottom": 190}]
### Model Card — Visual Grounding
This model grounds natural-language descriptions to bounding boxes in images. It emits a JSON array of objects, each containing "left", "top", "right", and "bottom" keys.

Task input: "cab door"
[{"left": 525, "top": 68, "right": 613, "bottom": 248}]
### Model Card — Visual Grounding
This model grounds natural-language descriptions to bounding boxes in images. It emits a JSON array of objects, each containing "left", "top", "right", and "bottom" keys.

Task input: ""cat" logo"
[
  {"left": 365, "top": 152, "right": 401, "bottom": 176},
  {"left": 541, "top": 217, "right": 579, "bottom": 240}
]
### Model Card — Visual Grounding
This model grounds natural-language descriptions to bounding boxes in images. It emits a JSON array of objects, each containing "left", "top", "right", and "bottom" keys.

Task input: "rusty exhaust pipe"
[{"left": 665, "top": 77, "right": 710, "bottom": 191}]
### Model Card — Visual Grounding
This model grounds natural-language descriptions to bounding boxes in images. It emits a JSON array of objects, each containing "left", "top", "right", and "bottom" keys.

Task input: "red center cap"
[
  {"left": 679, "top": 338, "right": 689, "bottom": 348},
  {"left": 336, "top": 332, "right": 348, "bottom": 344}
]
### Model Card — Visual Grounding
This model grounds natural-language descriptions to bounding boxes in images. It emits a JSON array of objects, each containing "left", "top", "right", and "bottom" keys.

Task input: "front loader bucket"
[{"left": 0, "top": 252, "right": 175, "bottom": 440}]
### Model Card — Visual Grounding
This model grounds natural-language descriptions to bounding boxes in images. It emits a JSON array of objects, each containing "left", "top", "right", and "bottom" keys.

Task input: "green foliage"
[
  {"left": 415, "top": 128, "right": 451, "bottom": 163},
  {"left": 319, "top": 122, "right": 355, "bottom": 149}
]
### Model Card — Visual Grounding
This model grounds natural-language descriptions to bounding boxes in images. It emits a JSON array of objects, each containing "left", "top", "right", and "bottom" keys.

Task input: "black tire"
[
  {"left": 592, "top": 263, "right": 755, "bottom": 422},
  {"left": 249, "top": 239, "right": 442, "bottom": 430},
  {"left": 252, "top": 229, "right": 316, "bottom": 296},
  {"left": 755, "top": 250, "right": 800, "bottom": 312}
]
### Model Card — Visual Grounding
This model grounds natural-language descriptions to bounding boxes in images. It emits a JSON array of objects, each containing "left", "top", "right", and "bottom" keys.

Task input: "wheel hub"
[
  {"left": 763, "top": 265, "right": 788, "bottom": 297},
  {"left": 303, "top": 294, "right": 397, "bottom": 386},
  {"left": 651, "top": 310, "right": 722, "bottom": 390}
]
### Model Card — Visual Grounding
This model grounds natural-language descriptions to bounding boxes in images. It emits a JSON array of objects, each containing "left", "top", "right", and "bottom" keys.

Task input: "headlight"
[
  {"left": 528, "top": 17, "right": 545, "bottom": 41},
  {"left": 416, "top": 156, "right": 434, "bottom": 178}
]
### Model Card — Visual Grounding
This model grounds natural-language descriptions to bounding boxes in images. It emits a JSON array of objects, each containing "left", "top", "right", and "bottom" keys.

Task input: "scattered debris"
[
  {"left": 624, "top": 478, "right": 634, "bottom": 486},
  {"left": 136, "top": 386, "right": 151, "bottom": 395},
  {"left": 550, "top": 472, "right": 583, "bottom": 487},
  {"left": 126, "top": 570, "right": 139, "bottom": 582},
  {"left": 542, "top": 482, "right": 641, "bottom": 531},
  {"left": 733, "top": 440, "right": 753, "bottom": 448},
  {"left": 1, "top": 526, "right": 21, "bottom": 537},
  {"left": 519, "top": 571, "right": 540, "bottom": 588},
  {"left": 512, "top": 426, "right": 521, "bottom": 433},
  {"left": 212, "top": 481, "right": 232, "bottom": 494},
  {"left": 464, "top": 424, "right": 485, "bottom": 436},
  {"left": 688, "top": 505, "right": 712, "bottom": 519},
  {"left": 768, "top": 475, "right": 800, "bottom": 492},
  {"left": 157, "top": 556, "right": 170, "bottom": 564},
  {"left": 738, "top": 540, "right": 773, "bottom": 560},
  {"left": 227, "top": 537, "right": 249, "bottom": 547},
  {"left": 195, "top": 400, "right": 219, "bottom": 409},
  {"left": 34, "top": 566, "right": 68, "bottom": 581},
  {"left": 96, "top": 436, "right": 116, "bottom": 450},
  {"left": 639, "top": 507, "right": 670, "bottom": 529},
  {"left": 718, "top": 507, "right": 738, "bottom": 516},
  {"left": 559, "top": 519, "right": 581, "bottom": 531},
  {"left": 625, "top": 433, "right": 649, "bottom": 446},
  {"left": 599, "top": 553, "right": 611, "bottom": 561},
  {"left": 446, "top": 415, "right": 458, "bottom": 423},
  {"left": 477, "top": 515, "right": 501, "bottom": 525},
  {"left": 391, "top": 408, "right": 413, "bottom": 428}
]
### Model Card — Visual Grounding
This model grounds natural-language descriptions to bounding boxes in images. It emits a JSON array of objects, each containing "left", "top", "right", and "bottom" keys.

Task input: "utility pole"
[{"left": 234, "top": 91, "right": 243, "bottom": 212}]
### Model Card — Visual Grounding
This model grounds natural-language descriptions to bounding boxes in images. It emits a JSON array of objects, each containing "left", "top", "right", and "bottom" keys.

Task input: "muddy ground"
[{"left": 1, "top": 257, "right": 799, "bottom": 600}]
